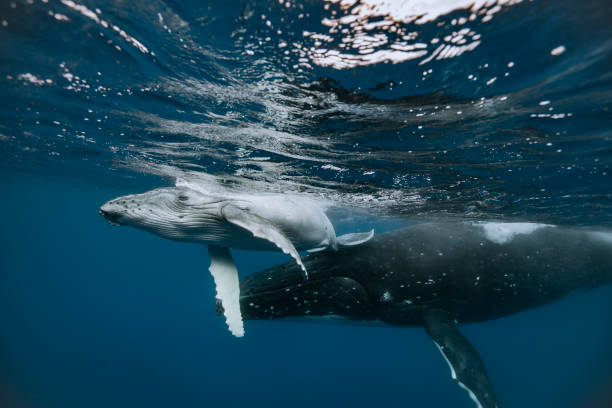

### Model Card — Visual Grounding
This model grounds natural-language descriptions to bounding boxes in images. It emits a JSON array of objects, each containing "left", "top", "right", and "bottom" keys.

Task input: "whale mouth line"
[
  {"left": 216, "top": 276, "right": 330, "bottom": 317},
  {"left": 99, "top": 209, "right": 121, "bottom": 226},
  {"left": 239, "top": 278, "right": 327, "bottom": 300},
  {"left": 227, "top": 272, "right": 377, "bottom": 323}
]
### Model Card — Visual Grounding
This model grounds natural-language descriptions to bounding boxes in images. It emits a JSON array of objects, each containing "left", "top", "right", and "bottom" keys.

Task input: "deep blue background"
[
  {"left": 1, "top": 171, "right": 611, "bottom": 408},
  {"left": 1, "top": 0, "right": 612, "bottom": 406}
]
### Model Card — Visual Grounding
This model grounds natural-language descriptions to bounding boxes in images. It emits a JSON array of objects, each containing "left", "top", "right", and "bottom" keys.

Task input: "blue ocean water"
[{"left": 1, "top": 0, "right": 611, "bottom": 407}]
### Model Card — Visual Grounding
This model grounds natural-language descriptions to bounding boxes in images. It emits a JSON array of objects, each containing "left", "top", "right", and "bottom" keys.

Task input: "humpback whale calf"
[
  {"left": 99, "top": 181, "right": 373, "bottom": 337},
  {"left": 229, "top": 222, "right": 612, "bottom": 408}
]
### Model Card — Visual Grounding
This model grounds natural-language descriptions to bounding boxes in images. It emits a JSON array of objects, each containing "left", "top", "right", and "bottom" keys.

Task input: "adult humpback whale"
[
  {"left": 228, "top": 222, "right": 612, "bottom": 408},
  {"left": 99, "top": 180, "right": 372, "bottom": 337}
]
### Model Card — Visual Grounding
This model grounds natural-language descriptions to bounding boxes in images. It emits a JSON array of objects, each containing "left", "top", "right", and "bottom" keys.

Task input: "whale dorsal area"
[
  {"left": 221, "top": 203, "right": 308, "bottom": 278},
  {"left": 208, "top": 245, "right": 244, "bottom": 337},
  {"left": 423, "top": 309, "right": 499, "bottom": 408}
]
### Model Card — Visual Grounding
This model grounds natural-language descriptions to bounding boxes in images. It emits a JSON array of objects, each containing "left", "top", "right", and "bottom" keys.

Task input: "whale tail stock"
[{"left": 423, "top": 309, "right": 500, "bottom": 408}]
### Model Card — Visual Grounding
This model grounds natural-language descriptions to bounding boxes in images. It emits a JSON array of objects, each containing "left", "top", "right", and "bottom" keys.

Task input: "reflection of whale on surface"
[
  {"left": 229, "top": 222, "right": 612, "bottom": 408},
  {"left": 98, "top": 180, "right": 373, "bottom": 337}
]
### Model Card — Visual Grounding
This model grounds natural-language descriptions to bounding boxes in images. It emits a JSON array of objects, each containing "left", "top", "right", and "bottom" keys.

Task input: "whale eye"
[{"left": 178, "top": 195, "right": 188, "bottom": 202}]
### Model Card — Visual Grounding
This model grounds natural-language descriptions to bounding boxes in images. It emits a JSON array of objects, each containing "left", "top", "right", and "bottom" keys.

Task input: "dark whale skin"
[
  {"left": 237, "top": 222, "right": 612, "bottom": 326},
  {"left": 229, "top": 222, "right": 612, "bottom": 408}
]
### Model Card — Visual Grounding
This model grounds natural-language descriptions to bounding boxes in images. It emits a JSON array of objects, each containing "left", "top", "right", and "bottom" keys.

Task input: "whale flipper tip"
[
  {"left": 207, "top": 245, "right": 245, "bottom": 338},
  {"left": 423, "top": 309, "right": 499, "bottom": 408},
  {"left": 306, "top": 246, "right": 327, "bottom": 253},
  {"left": 222, "top": 203, "right": 308, "bottom": 281},
  {"left": 337, "top": 229, "right": 374, "bottom": 247}
]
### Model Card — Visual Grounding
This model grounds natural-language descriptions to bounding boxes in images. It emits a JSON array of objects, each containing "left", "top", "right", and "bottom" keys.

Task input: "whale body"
[
  {"left": 99, "top": 181, "right": 373, "bottom": 337},
  {"left": 230, "top": 222, "right": 612, "bottom": 408}
]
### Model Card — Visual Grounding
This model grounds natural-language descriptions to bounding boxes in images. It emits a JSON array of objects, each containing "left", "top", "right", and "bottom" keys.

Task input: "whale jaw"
[
  {"left": 229, "top": 261, "right": 377, "bottom": 322},
  {"left": 99, "top": 208, "right": 121, "bottom": 226}
]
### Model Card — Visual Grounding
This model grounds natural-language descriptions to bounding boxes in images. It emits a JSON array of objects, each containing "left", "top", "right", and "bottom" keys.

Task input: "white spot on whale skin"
[
  {"left": 474, "top": 222, "right": 552, "bottom": 244},
  {"left": 551, "top": 45, "right": 566, "bottom": 56},
  {"left": 381, "top": 291, "right": 393, "bottom": 302}
]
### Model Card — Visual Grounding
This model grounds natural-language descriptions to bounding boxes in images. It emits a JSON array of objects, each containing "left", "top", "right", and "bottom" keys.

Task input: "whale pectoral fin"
[
  {"left": 309, "top": 229, "right": 373, "bottom": 253},
  {"left": 222, "top": 205, "right": 308, "bottom": 279},
  {"left": 423, "top": 309, "right": 500, "bottom": 408},
  {"left": 306, "top": 246, "right": 327, "bottom": 253},
  {"left": 207, "top": 245, "right": 244, "bottom": 337},
  {"left": 337, "top": 229, "right": 374, "bottom": 247}
]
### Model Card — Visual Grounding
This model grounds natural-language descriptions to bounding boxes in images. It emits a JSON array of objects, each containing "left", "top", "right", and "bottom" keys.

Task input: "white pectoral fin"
[
  {"left": 207, "top": 245, "right": 244, "bottom": 338},
  {"left": 222, "top": 204, "right": 308, "bottom": 279},
  {"left": 337, "top": 229, "right": 375, "bottom": 247},
  {"left": 306, "top": 246, "right": 327, "bottom": 253}
]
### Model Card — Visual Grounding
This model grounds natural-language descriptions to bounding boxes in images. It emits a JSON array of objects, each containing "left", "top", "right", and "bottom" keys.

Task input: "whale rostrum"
[
  {"left": 229, "top": 222, "right": 612, "bottom": 408},
  {"left": 99, "top": 180, "right": 373, "bottom": 337}
]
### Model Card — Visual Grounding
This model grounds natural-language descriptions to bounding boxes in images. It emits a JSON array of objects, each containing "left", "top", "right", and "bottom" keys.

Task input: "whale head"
[
  {"left": 222, "top": 251, "right": 378, "bottom": 323},
  {"left": 99, "top": 187, "right": 223, "bottom": 242}
]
